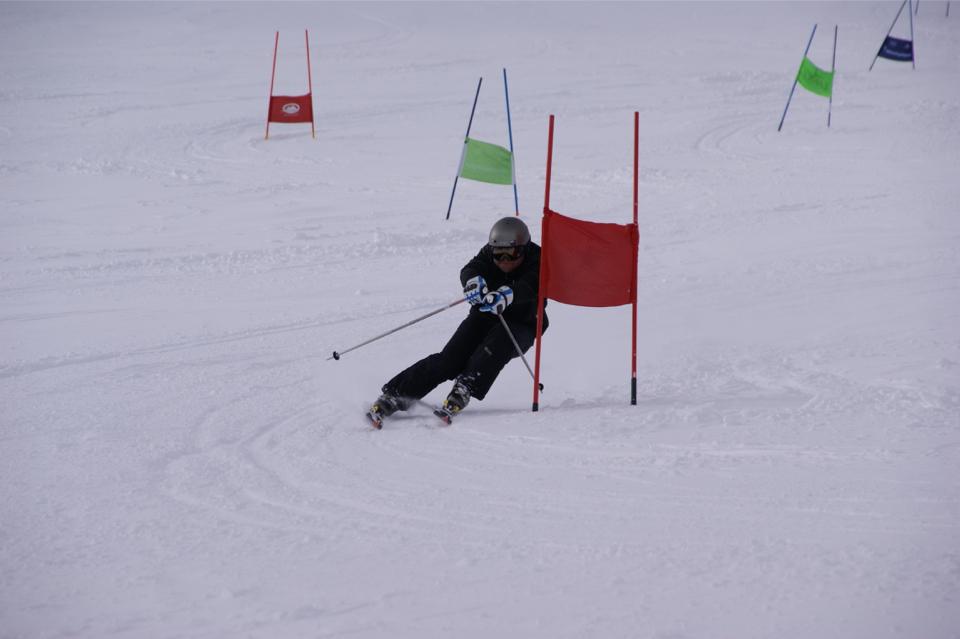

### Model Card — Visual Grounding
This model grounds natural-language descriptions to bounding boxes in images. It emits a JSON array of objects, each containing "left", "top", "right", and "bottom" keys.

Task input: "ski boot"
[
  {"left": 434, "top": 381, "right": 471, "bottom": 425},
  {"left": 366, "top": 393, "right": 406, "bottom": 430}
]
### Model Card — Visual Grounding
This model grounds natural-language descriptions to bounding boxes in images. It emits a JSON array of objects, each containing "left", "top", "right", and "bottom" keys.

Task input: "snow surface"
[{"left": 2, "top": 1, "right": 959, "bottom": 637}]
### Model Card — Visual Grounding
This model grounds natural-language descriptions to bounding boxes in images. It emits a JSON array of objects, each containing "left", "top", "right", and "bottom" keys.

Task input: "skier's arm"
[{"left": 459, "top": 247, "right": 491, "bottom": 286}]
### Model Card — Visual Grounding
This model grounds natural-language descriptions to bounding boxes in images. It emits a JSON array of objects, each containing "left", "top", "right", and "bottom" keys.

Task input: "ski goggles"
[{"left": 491, "top": 246, "right": 523, "bottom": 262}]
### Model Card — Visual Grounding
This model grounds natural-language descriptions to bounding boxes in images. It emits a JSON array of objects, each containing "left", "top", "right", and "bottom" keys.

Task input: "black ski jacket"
[{"left": 459, "top": 243, "right": 548, "bottom": 330}]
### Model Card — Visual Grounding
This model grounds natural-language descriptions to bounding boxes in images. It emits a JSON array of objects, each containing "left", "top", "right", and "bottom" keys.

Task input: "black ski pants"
[{"left": 382, "top": 312, "right": 540, "bottom": 402}]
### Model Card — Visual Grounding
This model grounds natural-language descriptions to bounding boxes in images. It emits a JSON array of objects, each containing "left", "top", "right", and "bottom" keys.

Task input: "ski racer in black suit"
[{"left": 370, "top": 216, "right": 548, "bottom": 421}]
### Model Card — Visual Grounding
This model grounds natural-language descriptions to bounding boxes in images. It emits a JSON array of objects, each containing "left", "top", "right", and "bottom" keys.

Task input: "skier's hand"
[
  {"left": 479, "top": 286, "right": 513, "bottom": 315},
  {"left": 464, "top": 276, "right": 488, "bottom": 306}
]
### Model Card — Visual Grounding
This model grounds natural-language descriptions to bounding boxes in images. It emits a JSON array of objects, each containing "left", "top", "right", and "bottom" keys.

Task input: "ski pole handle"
[{"left": 329, "top": 297, "right": 467, "bottom": 361}]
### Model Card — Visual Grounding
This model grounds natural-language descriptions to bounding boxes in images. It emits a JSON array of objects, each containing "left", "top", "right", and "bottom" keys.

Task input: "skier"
[{"left": 368, "top": 216, "right": 548, "bottom": 426}]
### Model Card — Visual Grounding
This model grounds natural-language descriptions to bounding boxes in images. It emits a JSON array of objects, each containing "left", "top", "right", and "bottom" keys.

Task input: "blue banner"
[{"left": 878, "top": 36, "right": 914, "bottom": 61}]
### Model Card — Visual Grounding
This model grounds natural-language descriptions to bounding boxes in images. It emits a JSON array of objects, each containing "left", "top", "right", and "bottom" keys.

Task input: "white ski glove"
[
  {"left": 479, "top": 286, "right": 514, "bottom": 315},
  {"left": 464, "top": 276, "right": 488, "bottom": 306}
]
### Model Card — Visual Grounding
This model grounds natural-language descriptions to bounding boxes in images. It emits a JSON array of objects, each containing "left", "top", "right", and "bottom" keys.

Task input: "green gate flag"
[
  {"left": 459, "top": 138, "right": 514, "bottom": 185},
  {"left": 796, "top": 57, "right": 834, "bottom": 97}
]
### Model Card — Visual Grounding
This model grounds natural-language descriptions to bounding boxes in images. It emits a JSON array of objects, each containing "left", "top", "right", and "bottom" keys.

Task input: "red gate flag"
[
  {"left": 532, "top": 113, "right": 641, "bottom": 412},
  {"left": 268, "top": 94, "right": 313, "bottom": 123},
  {"left": 265, "top": 30, "right": 316, "bottom": 139},
  {"left": 540, "top": 209, "right": 638, "bottom": 307}
]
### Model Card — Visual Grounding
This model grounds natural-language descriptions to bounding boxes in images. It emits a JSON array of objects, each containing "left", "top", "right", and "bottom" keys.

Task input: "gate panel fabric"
[
  {"left": 540, "top": 209, "right": 638, "bottom": 308},
  {"left": 796, "top": 57, "right": 834, "bottom": 97},
  {"left": 878, "top": 35, "right": 914, "bottom": 61},
  {"left": 459, "top": 138, "right": 514, "bottom": 185},
  {"left": 268, "top": 94, "right": 314, "bottom": 123}
]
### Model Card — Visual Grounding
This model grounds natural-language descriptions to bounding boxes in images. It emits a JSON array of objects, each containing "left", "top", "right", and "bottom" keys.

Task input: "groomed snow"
[{"left": 1, "top": 2, "right": 958, "bottom": 637}]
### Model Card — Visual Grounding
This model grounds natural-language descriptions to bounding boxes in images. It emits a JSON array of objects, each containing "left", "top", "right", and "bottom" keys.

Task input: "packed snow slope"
[{"left": 2, "top": 2, "right": 958, "bottom": 638}]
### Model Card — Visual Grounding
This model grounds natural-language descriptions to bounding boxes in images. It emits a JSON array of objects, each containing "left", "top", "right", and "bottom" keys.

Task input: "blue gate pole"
[
  {"left": 778, "top": 24, "right": 818, "bottom": 132},
  {"left": 445, "top": 77, "right": 483, "bottom": 221},
  {"left": 908, "top": 0, "right": 916, "bottom": 69},
  {"left": 828, "top": 25, "right": 837, "bottom": 127},
  {"left": 503, "top": 68, "right": 519, "bottom": 216},
  {"left": 871, "top": 0, "right": 908, "bottom": 71}
]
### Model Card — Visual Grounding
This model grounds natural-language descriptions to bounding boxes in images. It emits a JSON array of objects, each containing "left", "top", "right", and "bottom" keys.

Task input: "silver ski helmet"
[{"left": 488, "top": 217, "right": 530, "bottom": 262}]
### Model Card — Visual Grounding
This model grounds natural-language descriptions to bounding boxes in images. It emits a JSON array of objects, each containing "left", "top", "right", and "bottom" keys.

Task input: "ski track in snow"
[{"left": 1, "top": 2, "right": 959, "bottom": 638}]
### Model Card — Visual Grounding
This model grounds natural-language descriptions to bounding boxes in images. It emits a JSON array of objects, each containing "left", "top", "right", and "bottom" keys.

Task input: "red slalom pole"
[
  {"left": 532, "top": 114, "right": 555, "bottom": 412},
  {"left": 631, "top": 111, "right": 639, "bottom": 405},
  {"left": 305, "top": 29, "right": 315, "bottom": 139},
  {"left": 265, "top": 31, "right": 279, "bottom": 140},
  {"left": 633, "top": 112, "right": 639, "bottom": 227}
]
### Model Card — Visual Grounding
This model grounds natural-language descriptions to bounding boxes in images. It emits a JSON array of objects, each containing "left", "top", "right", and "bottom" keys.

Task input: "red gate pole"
[
  {"left": 532, "top": 114, "right": 555, "bottom": 412},
  {"left": 305, "top": 29, "right": 315, "bottom": 139},
  {"left": 265, "top": 31, "right": 279, "bottom": 140},
  {"left": 631, "top": 111, "right": 639, "bottom": 405}
]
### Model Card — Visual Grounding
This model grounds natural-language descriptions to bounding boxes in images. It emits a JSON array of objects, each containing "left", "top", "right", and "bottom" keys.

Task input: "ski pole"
[
  {"left": 497, "top": 313, "right": 544, "bottom": 391},
  {"left": 329, "top": 297, "right": 467, "bottom": 361}
]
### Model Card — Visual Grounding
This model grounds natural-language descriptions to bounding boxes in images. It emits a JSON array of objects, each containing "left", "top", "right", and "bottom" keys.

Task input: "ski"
[
  {"left": 365, "top": 410, "right": 384, "bottom": 430},
  {"left": 433, "top": 405, "right": 454, "bottom": 425},
  {"left": 408, "top": 398, "right": 454, "bottom": 426},
  {"left": 365, "top": 397, "right": 456, "bottom": 429}
]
